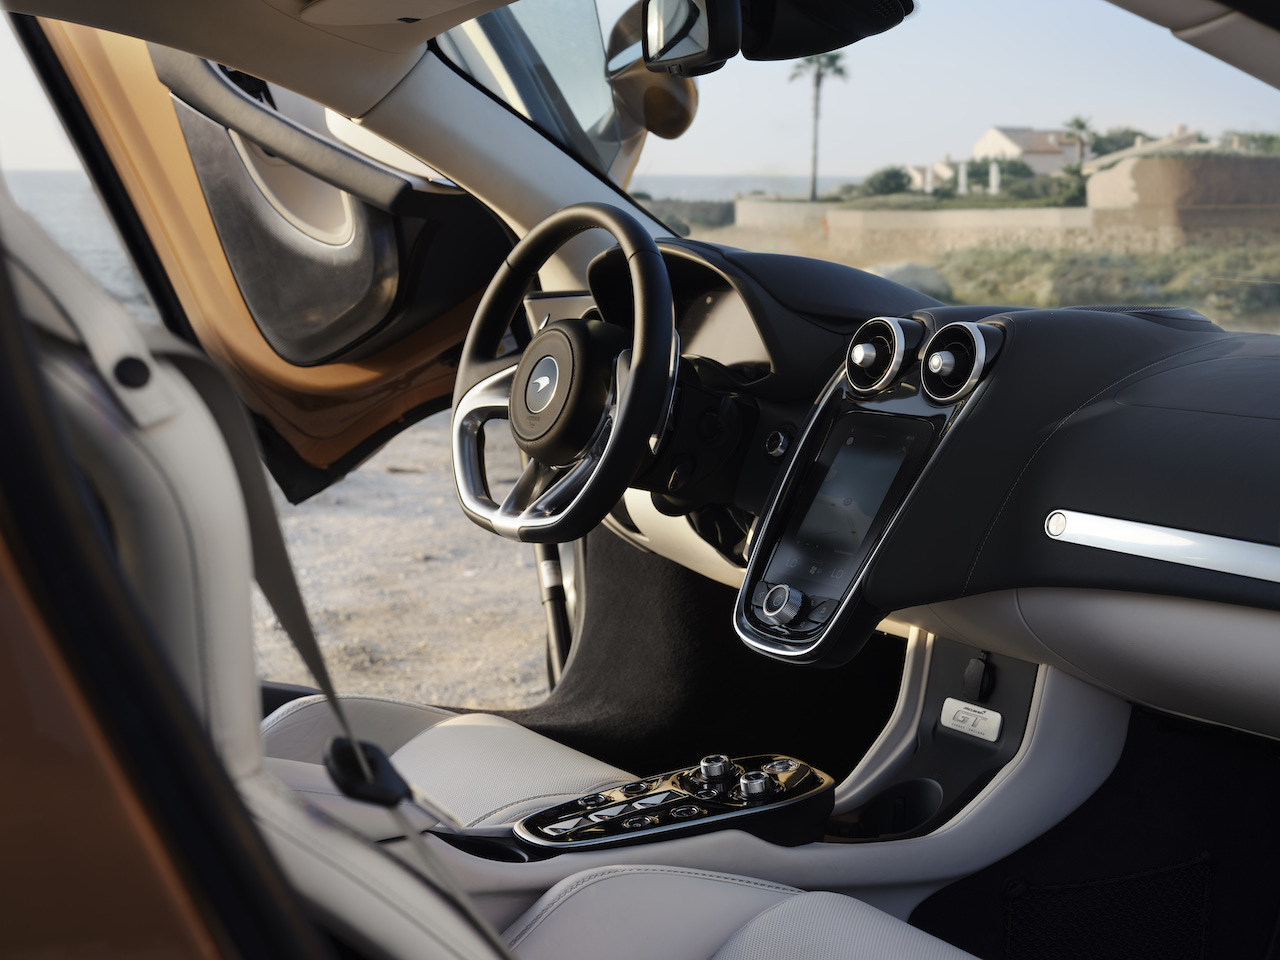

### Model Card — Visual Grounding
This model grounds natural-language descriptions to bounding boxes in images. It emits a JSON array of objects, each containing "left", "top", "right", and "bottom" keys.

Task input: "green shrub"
[
  {"left": 1091, "top": 127, "right": 1154, "bottom": 156},
  {"left": 862, "top": 166, "right": 912, "bottom": 196},
  {"left": 966, "top": 158, "right": 1034, "bottom": 187},
  {"left": 1223, "top": 130, "right": 1280, "bottom": 155},
  {"left": 1001, "top": 170, "right": 1085, "bottom": 206}
]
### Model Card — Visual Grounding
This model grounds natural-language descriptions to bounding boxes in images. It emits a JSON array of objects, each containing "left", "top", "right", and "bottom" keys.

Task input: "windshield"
[
  {"left": 442, "top": 0, "right": 1280, "bottom": 334},
  {"left": 438, "top": 0, "right": 626, "bottom": 177},
  {"left": 624, "top": 1, "right": 1280, "bottom": 333}
]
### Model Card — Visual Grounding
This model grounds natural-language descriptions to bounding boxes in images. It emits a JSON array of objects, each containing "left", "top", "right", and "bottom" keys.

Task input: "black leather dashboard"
[{"left": 864, "top": 309, "right": 1280, "bottom": 615}]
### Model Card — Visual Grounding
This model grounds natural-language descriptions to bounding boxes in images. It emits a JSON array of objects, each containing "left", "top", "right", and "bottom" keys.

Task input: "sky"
[
  {"left": 619, "top": 0, "right": 1280, "bottom": 179},
  {"left": 3, "top": 0, "right": 1279, "bottom": 177},
  {"left": 0, "top": 22, "right": 80, "bottom": 170}
]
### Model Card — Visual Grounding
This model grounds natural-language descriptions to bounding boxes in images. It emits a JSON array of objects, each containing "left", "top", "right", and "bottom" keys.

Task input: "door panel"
[
  {"left": 32, "top": 18, "right": 514, "bottom": 500},
  {"left": 173, "top": 98, "right": 403, "bottom": 366}
]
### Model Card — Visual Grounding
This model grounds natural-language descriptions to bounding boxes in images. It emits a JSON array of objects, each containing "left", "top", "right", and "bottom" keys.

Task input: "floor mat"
[{"left": 911, "top": 707, "right": 1280, "bottom": 959}]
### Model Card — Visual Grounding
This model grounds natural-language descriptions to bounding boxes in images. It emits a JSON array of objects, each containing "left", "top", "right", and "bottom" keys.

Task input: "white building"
[
  {"left": 971, "top": 126, "right": 1080, "bottom": 175},
  {"left": 906, "top": 155, "right": 959, "bottom": 192}
]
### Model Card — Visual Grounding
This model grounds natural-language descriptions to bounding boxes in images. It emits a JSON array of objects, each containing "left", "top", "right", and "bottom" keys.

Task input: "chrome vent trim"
[
  {"left": 920, "top": 321, "right": 990, "bottom": 403},
  {"left": 846, "top": 317, "right": 921, "bottom": 395}
]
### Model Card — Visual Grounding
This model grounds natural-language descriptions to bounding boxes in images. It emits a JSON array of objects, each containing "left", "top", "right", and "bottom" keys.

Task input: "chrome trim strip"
[
  {"left": 1044, "top": 509, "right": 1280, "bottom": 585},
  {"left": 650, "top": 330, "right": 681, "bottom": 455}
]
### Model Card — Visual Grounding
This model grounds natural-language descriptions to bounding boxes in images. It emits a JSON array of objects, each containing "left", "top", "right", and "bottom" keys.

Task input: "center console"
[
  {"left": 514, "top": 753, "right": 835, "bottom": 850},
  {"left": 735, "top": 316, "right": 1004, "bottom": 666}
]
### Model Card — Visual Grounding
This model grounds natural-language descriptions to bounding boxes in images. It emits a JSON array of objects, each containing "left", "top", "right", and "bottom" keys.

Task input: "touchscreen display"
[{"left": 763, "top": 414, "right": 931, "bottom": 603}]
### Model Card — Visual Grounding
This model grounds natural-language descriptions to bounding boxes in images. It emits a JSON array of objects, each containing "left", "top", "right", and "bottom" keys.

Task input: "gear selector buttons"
[{"left": 514, "top": 753, "right": 834, "bottom": 850}]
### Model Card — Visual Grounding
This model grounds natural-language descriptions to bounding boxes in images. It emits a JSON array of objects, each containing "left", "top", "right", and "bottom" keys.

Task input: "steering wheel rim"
[{"left": 450, "top": 202, "right": 676, "bottom": 543}]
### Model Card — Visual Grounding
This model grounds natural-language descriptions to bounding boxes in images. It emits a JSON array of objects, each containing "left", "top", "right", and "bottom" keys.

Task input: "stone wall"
[
  {"left": 1087, "top": 155, "right": 1280, "bottom": 252},
  {"left": 734, "top": 198, "right": 843, "bottom": 231},
  {"left": 731, "top": 156, "right": 1280, "bottom": 263},
  {"left": 825, "top": 207, "right": 1094, "bottom": 261}
]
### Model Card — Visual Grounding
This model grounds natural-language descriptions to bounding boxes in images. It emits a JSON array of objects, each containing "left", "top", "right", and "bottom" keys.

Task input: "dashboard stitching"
[{"left": 962, "top": 338, "right": 1232, "bottom": 594}]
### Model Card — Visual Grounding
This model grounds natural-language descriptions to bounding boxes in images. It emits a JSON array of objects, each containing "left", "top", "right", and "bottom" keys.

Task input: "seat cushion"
[
  {"left": 262, "top": 694, "right": 459, "bottom": 764},
  {"left": 392, "top": 713, "right": 634, "bottom": 827},
  {"left": 505, "top": 866, "right": 978, "bottom": 960},
  {"left": 711, "top": 890, "right": 978, "bottom": 960},
  {"left": 505, "top": 866, "right": 800, "bottom": 960},
  {"left": 263, "top": 695, "right": 633, "bottom": 833}
]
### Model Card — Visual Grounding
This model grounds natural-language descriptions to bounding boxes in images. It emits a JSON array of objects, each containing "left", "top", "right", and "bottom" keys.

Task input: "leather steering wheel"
[{"left": 450, "top": 203, "right": 676, "bottom": 543}]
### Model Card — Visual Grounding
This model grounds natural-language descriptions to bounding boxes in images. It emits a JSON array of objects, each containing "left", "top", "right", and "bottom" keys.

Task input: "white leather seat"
[
  {"left": 6, "top": 175, "right": 976, "bottom": 960},
  {"left": 506, "top": 866, "right": 975, "bottom": 960},
  {"left": 262, "top": 695, "right": 634, "bottom": 833}
]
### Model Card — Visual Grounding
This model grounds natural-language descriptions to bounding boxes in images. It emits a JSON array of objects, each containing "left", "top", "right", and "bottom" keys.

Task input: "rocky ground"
[{"left": 252, "top": 411, "right": 550, "bottom": 710}]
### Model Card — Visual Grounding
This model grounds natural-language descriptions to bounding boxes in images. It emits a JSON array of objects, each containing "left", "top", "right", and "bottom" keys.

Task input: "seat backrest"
[
  {"left": 0, "top": 173, "right": 503, "bottom": 960},
  {"left": 2, "top": 179, "right": 263, "bottom": 780}
]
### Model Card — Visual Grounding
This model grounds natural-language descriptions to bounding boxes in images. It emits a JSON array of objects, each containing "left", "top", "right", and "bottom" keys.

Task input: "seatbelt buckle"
[{"left": 324, "top": 737, "right": 466, "bottom": 834}]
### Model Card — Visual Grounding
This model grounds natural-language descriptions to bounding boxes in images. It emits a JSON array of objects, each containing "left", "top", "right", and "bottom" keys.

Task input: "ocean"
[
  {"left": 629, "top": 173, "right": 860, "bottom": 201},
  {"left": 5, "top": 168, "right": 158, "bottom": 324}
]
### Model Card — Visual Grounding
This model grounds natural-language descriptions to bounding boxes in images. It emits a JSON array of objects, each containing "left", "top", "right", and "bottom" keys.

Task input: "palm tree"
[
  {"left": 1063, "top": 115, "right": 1094, "bottom": 166},
  {"left": 791, "top": 53, "right": 847, "bottom": 202}
]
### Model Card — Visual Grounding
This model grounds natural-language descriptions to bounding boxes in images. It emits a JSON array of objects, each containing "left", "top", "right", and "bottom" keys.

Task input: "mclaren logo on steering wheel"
[{"left": 526, "top": 356, "right": 560, "bottom": 414}]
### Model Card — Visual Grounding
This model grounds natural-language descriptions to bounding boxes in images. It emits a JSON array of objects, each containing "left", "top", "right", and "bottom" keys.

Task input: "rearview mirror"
[
  {"left": 609, "top": 2, "right": 700, "bottom": 139},
  {"left": 642, "top": 0, "right": 741, "bottom": 77}
]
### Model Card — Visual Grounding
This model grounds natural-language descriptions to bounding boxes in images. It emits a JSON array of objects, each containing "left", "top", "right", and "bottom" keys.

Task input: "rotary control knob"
[
  {"left": 699, "top": 754, "right": 736, "bottom": 781},
  {"left": 739, "top": 770, "right": 777, "bottom": 798},
  {"left": 760, "top": 583, "right": 803, "bottom": 626}
]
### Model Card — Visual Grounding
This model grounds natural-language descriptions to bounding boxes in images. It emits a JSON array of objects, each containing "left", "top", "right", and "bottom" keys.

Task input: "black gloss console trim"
[
  {"left": 734, "top": 341, "right": 994, "bottom": 666},
  {"left": 514, "top": 754, "right": 834, "bottom": 850}
]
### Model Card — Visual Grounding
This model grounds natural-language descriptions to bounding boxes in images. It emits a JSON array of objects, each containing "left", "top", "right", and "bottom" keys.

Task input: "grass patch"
[
  {"left": 932, "top": 245, "right": 1280, "bottom": 331},
  {"left": 838, "top": 190, "right": 1083, "bottom": 212}
]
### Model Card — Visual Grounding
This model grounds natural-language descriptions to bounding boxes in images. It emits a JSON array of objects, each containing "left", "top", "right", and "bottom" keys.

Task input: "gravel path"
[{"left": 252, "top": 411, "right": 550, "bottom": 710}]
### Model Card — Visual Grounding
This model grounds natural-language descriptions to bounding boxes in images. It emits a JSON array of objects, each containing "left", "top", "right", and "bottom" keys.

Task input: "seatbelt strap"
[
  {"left": 170, "top": 346, "right": 467, "bottom": 832},
  {"left": 160, "top": 342, "right": 374, "bottom": 781}
]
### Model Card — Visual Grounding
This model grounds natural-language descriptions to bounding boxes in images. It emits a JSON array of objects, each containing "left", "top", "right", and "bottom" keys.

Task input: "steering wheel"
[{"left": 451, "top": 203, "right": 677, "bottom": 543}]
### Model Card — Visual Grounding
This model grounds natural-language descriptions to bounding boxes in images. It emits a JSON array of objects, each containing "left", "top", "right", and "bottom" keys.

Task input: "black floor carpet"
[
  {"left": 493, "top": 527, "right": 906, "bottom": 781},
  {"left": 911, "top": 707, "right": 1280, "bottom": 959}
]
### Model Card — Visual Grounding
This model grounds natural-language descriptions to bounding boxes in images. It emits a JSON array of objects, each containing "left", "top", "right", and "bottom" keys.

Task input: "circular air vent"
[
  {"left": 920, "top": 321, "right": 1002, "bottom": 403},
  {"left": 846, "top": 317, "right": 924, "bottom": 394}
]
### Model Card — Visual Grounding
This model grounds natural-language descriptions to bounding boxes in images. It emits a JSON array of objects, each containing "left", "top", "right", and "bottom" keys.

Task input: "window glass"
[
  {"left": 0, "top": 21, "right": 158, "bottom": 324},
  {"left": 438, "top": 0, "right": 624, "bottom": 177},
  {"left": 612, "top": 0, "right": 1280, "bottom": 334}
]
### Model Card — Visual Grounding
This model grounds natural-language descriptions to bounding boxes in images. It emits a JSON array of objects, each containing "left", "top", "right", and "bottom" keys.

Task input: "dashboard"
[{"left": 583, "top": 237, "right": 1280, "bottom": 741}]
